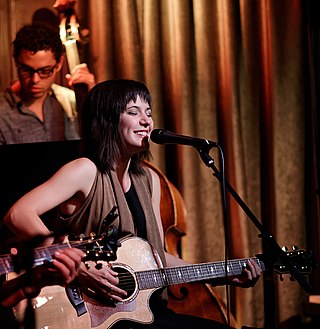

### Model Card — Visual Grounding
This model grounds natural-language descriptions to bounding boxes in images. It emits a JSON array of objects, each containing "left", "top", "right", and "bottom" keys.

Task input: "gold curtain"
[{"left": 85, "top": 0, "right": 310, "bottom": 327}]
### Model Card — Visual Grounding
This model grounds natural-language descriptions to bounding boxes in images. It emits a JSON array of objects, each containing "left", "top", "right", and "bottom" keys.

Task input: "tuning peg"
[
  {"left": 282, "top": 246, "right": 288, "bottom": 252},
  {"left": 292, "top": 245, "right": 299, "bottom": 250}
]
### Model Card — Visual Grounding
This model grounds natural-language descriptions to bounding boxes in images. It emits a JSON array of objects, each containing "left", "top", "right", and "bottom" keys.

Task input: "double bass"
[{"left": 144, "top": 161, "right": 240, "bottom": 329}]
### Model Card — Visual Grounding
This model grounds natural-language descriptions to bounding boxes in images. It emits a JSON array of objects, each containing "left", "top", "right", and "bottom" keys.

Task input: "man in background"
[{"left": 0, "top": 23, "right": 95, "bottom": 144}]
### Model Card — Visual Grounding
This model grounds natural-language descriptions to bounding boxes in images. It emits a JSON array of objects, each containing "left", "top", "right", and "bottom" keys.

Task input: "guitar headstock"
[
  {"left": 271, "top": 246, "right": 313, "bottom": 281},
  {"left": 77, "top": 227, "right": 120, "bottom": 264}
]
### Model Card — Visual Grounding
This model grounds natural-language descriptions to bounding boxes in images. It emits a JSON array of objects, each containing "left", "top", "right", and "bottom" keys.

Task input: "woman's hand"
[
  {"left": 32, "top": 248, "right": 85, "bottom": 289},
  {"left": 229, "top": 259, "right": 262, "bottom": 287},
  {"left": 0, "top": 248, "right": 85, "bottom": 308},
  {"left": 76, "top": 261, "right": 127, "bottom": 304},
  {"left": 210, "top": 259, "right": 262, "bottom": 288}
]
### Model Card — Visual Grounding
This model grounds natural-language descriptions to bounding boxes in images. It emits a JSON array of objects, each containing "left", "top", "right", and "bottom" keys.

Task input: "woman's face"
[{"left": 119, "top": 95, "right": 153, "bottom": 156}]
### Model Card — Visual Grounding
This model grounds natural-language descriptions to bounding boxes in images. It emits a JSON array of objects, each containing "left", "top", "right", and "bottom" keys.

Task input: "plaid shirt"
[{"left": 0, "top": 86, "right": 80, "bottom": 145}]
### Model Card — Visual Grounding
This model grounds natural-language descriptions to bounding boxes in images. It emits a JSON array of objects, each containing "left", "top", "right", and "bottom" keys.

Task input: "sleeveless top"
[
  {"left": 54, "top": 164, "right": 166, "bottom": 266},
  {"left": 125, "top": 185, "right": 147, "bottom": 239}
]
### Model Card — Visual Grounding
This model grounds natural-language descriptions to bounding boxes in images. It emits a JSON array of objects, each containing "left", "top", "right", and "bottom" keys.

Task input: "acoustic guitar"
[{"left": 10, "top": 236, "right": 311, "bottom": 329}]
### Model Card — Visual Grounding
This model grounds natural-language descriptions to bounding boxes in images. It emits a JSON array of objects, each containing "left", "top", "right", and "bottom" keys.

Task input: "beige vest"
[{"left": 55, "top": 165, "right": 166, "bottom": 266}]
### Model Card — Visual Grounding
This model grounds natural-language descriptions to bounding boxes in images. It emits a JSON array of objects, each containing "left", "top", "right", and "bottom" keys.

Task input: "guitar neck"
[
  {"left": 0, "top": 242, "right": 81, "bottom": 276},
  {"left": 136, "top": 257, "right": 265, "bottom": 290}
]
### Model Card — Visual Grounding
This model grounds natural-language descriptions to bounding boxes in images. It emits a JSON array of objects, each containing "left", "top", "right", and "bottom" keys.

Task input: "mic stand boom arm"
[{"left": 197, "top": 148, "right": 312, "bottom": 293}]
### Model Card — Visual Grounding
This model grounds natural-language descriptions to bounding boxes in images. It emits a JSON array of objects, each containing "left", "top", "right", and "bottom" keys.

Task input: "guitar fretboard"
[
  {"left": 136, "top": 257, "right": 265, "bottom": 290},
  {"left": 0, "top": 241, "right": 88, "bottom": 276}
]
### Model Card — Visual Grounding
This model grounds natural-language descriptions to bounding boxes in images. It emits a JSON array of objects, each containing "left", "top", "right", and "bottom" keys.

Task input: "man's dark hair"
[{"left": 13, "top": 23, "right": 64, "bottom": 61}]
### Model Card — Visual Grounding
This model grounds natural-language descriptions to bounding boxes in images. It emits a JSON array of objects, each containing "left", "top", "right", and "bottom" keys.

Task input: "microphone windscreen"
[{"left": 150, "top": 129, "right": 165, "bottom": 144}]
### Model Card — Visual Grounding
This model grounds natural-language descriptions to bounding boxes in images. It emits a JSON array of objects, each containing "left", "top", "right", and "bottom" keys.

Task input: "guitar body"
[{"left": 14, "top": 237, "right": 162, "bottom": 329}]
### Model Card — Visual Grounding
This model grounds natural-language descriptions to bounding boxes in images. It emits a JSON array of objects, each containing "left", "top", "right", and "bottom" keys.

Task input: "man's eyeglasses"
[{"left": 17, "top": 63, "right": 58, "bottom": 79}]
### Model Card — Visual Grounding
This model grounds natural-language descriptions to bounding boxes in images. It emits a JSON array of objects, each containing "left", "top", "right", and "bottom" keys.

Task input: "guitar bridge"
[{"left": 66, "top": 283, "right": 87, "bottom": 316}]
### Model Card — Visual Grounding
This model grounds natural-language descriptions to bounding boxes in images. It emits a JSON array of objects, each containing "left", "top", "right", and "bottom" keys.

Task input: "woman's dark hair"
[
  {"left": 13, "top": 23, "right": 64, "bottom": 61},
  {"left": 81, "top": 79, "right": 152, "bottom": 174}
]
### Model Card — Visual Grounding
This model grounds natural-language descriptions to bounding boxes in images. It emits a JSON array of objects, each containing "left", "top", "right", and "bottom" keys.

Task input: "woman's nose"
[{"left": 140, "top": 115, "right": 152, "bottom": 126}]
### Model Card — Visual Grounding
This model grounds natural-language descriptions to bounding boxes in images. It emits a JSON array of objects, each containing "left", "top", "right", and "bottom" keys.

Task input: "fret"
[
  {"left": 213, "top": 262, "right": 219, "bottom": 278},
  {"left": 34, "top": 247, "right": 53, "bottom": 266},
  {"left": 0, "top": 237, "right": 100, "bottom": 277},
  {"left": 212, "top": 262, "right": 228, "bottom": 278},
  {"left": 137, "top": 269, "right": 165, "bottom": 289},
  {"left": 145, "top": 257, "right": 264, "bottom": 288},
  {"left": 226, "top": 259, "right": 245, "bottom": 276},
  {"left": 204, "top": 263, "right": 217, "bottom": 279},
  {"left": 236, "top": 260, "right": 244, "bottom": 274},
  {"left": 193, "top": 264, "right": 204, "bottom": 280},
  {"left": 137, "top": 270, "right": 152, "bottom": 289},
  {"left": 148, "top": 269, "right": 160, "bottom": 288},
  {"left": 255, "top": 258, "right": 265, "bottom": 271},
  {"left": 207, "top": 263, "right": 218, "bottom": 278},
  {"left": 165, "top": 267, "right": 178, "bottom": 285},
  {"left": 33, "top": 243, "right": 71, "bottom": 267},
  {"left": 137, "top": 271, "right": 148, "bottom": 289},
  {"left": 0, "top": 256, "right": 13, "bottom": 275},
  {"left": 166, "top": 266, "right": 187, "bottom": 285},
  {"left": 147, "top": 270, "right": 161, "bottom": 288},
  {"left": 188, "top": 266, "right": 198, "bottom": 281}
]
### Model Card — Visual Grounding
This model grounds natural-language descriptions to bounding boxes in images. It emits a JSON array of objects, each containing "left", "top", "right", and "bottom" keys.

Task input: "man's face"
[{"left": 15, "top": 49, "right": 63, "bottom": 100}]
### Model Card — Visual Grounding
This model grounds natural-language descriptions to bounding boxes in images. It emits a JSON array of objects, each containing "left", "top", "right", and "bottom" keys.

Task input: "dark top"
[{"left": 124, "top": 184, "right": 147, "bottom": 239}]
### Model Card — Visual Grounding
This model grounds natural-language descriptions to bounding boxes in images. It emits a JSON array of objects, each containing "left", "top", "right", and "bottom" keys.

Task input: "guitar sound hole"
[{"left": 113, "top": 265, "right": 136, "bottom": 300}]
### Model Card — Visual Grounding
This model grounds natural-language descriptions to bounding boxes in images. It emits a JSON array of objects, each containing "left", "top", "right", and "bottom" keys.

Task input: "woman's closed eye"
[{"left": 127, "top": 111, "right": 138, "bottom": 116}]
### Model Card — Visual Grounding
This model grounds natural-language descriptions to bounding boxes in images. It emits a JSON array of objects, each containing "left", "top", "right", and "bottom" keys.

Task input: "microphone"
[{"left": 150, "top": 129, "right": 217, "bottom": 150}]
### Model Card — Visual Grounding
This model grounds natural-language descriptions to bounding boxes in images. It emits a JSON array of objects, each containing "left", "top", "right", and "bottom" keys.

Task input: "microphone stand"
[
  {"left": 197, "top": 147, "right": 313, "bottom": 293},
  {"left": 197, "top": 149, "right": 312, "bottom": 293}
]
